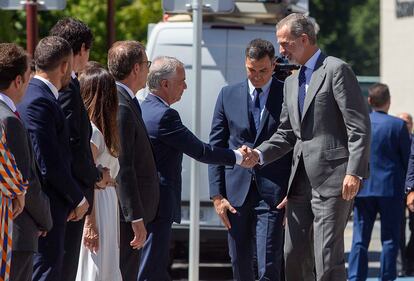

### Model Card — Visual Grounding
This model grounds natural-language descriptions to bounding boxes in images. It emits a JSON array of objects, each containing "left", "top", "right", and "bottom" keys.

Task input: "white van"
[{"left": 145, "top": 20, "right": 279, "bottom": 264}]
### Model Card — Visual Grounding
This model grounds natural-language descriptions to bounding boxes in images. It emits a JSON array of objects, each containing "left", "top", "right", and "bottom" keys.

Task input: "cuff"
[
  {"left": 233, "top": 149, "right": 243, "bottom": 165},
  {"left": 132, "top": 218, "right": 143, "bottom": 223},
  {"left": 77, "top": 197, "right": 86, "bottom": 208},
  {"left": 254, "top": 149, "right": 264, "bottom": 165}
]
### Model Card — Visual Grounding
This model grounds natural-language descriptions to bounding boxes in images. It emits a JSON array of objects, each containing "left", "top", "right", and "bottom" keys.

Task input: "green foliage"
[
  {"left": 0, "top": 0, "right": 163, "bottom": 64},
  {"left": 310, "top": 0, "right": 379, "bottom": 76}
]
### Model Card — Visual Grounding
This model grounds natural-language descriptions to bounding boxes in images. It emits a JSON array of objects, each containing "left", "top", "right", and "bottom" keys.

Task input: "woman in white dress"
[{"left": 76, "top": 63, "right": 122, "bottom": 281}]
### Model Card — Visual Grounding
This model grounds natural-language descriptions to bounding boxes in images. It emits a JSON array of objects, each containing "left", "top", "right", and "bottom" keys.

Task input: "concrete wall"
[{"left": 381, "top": 0, "right": 414, "bottom": 115}]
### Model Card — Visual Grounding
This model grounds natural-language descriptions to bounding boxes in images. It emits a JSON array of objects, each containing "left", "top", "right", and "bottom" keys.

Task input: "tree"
[
  {"left": 310, "top": 0, "right": 379, "bottom": 76},
  {"left": 0, "top": 0, "right": 163, "bottom": 64}
]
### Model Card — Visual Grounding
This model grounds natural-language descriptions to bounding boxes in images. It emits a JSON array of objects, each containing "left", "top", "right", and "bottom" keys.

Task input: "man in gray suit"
[
  {"left": 0, "top": 43, "right": 52, "bottom": 281},
  {"left": 243, "top": 13, "right": 371, "bottom": 281}
]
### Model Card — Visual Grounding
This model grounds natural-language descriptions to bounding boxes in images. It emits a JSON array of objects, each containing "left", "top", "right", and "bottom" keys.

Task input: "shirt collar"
[
  {"left": 303, "top": 49, "right": 321, "bottom": 71},
  {"left": 115, "top": 81, "right": 136, "bottom": 100},
  {"left": 247, "top": 77, "right": 273, "bottom": 97},
  {"left": 33, "top": 75, "right": 59, "bottom": 99},
  {"left": 71, "top": 71, "right": 77, "bottom": 79},
  {"left": 148, "top": 93, "right": 169, "bottom": 107},
  {"left": 0, "top": 92, "right": 17, "bottom": 112}
]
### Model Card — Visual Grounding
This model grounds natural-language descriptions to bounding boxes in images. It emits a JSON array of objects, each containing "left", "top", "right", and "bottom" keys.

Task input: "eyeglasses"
[{"left": 141, "top": 60, "right": 152, "bottom": 68}]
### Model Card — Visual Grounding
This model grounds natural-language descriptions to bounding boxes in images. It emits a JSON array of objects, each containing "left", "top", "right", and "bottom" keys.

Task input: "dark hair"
[
  {"left": 245, "top": 39, "right": 275, "bottom": 61},
  {"left": 0, "top": 43, "right": 28, "bottom": 90},
  {"left": 368, "top": 83, "right": 390, "bottom": 108},
  {"left": 50, "top": 17, "right": 93, "bottom": 55},
  {"left": 35, "top": 36, "right": 73, "bottom": 72},
  {"left": 79, "top": 62, "right": 119, "bottom": 157},
  {"left": 108, "top": 40, "right": 146, "bottom": 81}
]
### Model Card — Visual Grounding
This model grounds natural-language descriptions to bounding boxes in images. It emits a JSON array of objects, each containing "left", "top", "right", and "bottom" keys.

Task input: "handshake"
[{"left": 237, "top": 145, "right": 260, "bottom": 168}]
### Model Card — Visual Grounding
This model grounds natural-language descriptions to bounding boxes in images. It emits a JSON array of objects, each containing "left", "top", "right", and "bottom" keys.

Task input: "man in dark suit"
[
  {"left": 209, "top": 39, "right": 292, "bottom": 281},
  {"left": 49, "top": 18, "right": 111, "bottom": 281},
  {"left": 138, "top": 56, "right": 244, "bottom": 280},
  {"left": 243, "top": 14, "right": 371, "bottom": 281},
  {"left": 17, "top": 36, "right": 89, "bottom": 281},
  {"left": 397, "top": 112, "right": 414, "bottom": 276},
  {"left": 107, "top": 40, "right": 160, "bottom": 281},
  {"left": 347, "top": 83, "right": 410, "bottom": 281},
  {"left": 0, "top": 43, "right": 52, "bottom": 281}
]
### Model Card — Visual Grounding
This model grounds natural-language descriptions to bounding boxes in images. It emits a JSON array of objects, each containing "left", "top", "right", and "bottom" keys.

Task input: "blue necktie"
[
  {"left": 253, "top": 88, "right": 262, "bottom": 130},
  {"left": 298, "top": 66, "right": 307, "bottom": 118}
]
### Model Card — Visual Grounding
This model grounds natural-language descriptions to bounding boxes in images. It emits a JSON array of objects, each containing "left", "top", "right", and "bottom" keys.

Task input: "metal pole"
[
  {"left": 26, "top": 0, "right": 38, "bottom": 57},
  {"left": 189, "top": 0, "right": 202, "bottom": 280},
  {"left": 107, "top": 0, "right": 115, "bottom": 50}
]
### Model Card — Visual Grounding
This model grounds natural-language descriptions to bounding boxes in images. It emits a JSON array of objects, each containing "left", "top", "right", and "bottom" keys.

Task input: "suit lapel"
[
  {"left": 254, "top": 78, "right": 281, "bottom": 143},
  {"left": 301, "top": 53, "right": 327, "bottom": 121},
  {"left": 240, "top": 81, "right": 256, "bottom": 138},
  {"left": 117, "top": 85, "right": 142, "bottom": 120},
  {"left": 289, "top": 71, "right": 300, "bottom": 126}
]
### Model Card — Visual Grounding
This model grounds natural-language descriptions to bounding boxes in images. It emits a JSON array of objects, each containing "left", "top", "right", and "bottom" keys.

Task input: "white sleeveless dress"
[{"left": 75, "top": 123, "right": 122, "bottom": 281}]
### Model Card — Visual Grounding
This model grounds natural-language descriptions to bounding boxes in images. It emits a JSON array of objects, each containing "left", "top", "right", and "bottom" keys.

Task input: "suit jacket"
[
  {"left": 116, "top": 85, "right": 159, "bottom": 224},
  {"left": 209, "top": 78, "right": 292, "bottom": 207},
  {"left": 358, "top": 111, "right": 410, "bottom": 198},
  {"left": 257, "top": 53, "right": 371, "bottom": 197},
  {"left": 0, "top": 101, "right": 52, "bottom": 252},
  {"left": 59, "top": 77, "right": 98, "bottom": 212},
  {"left": 17, "top": 78, "right": 84, "bottom": 212},
  {"left": 406, "top": 138, "right": 414, "bottom": 189},
  {"left": 141, "top": 94, "right": 236, "bottom": 223}
]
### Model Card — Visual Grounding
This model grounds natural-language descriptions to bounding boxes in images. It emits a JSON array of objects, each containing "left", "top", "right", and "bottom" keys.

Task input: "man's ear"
[
  {"left": 61, "top": 60, "right": 69, "bottom": 75},
  {"left": 133, "top": 63, "right": 141, "bottom": 75},
  {"left": 367, "top": 96, "right": 372, "bottom": 106},
  {"left": 161, "top": 79, "right": 168, "bottom": 89}
]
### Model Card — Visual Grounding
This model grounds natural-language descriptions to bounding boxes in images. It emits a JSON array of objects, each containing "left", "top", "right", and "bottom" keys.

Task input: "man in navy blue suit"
[
  {"left": 50, "top": 18, "right": 111, "bottom": 281},
  {"left": 209, "top": 39, "right": 292, "bottom": 281},
  {"left": 17, "top": 36, "right": 89, "bottom": 281},
  {"left": 348, "top": 83, "right": 411, "bottom": 281},
  {"left": 138, "top": 56, "right": 245, "bottom": 280}
]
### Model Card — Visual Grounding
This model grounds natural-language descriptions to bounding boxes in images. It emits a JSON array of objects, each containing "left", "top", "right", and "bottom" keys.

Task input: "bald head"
[{"left": 398, "top": 112, "right": 413, "bottom": 133}]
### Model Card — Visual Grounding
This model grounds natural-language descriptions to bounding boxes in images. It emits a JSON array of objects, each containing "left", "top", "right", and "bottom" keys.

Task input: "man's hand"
[
  {"left": 407, "top": 191, "right": 414, "bottom": 212},
  {"left": 12, "top": 194, "right": 25, "bottom": 218},
  {"left": 276, "top": 196, "right": 288, "bottom": 226},
  {"left": 212, "top": 195, "right": 237, "bottom": 229},
  {"left": 38, "top": 231, "right": 47, "bottom": 237},
  {"left": 342, "top": 174, "right": 361, "bottom": 200},
  {"left": 239, "top": 145, "right": 259, "bottom": 168},
  {"left": 130, "top": 220, "right": 147, "bottom": 250},
  {"left": 96, "top": 167, "right": 111, "bottom": 189},
  {"left": 68, "top": 200, "right": 89, "bottom": 221},
  {"left": 276, "top": 196, "right": 288, "bottom": 209}
]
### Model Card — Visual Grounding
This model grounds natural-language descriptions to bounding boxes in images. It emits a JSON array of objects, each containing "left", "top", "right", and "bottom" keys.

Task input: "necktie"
[
  {"left": 14, "top": 110, "right": 20, "bottom": 119},
  {"left": 253, "top": 88, "right": 263, "bottom": 130},
  {"left": 298, "top": 66, "right": 307, "bottom": 118}
]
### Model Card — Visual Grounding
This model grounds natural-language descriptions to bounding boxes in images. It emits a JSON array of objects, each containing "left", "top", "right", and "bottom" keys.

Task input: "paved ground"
[
  {"left": 345, "top": 219, "right": 414, "bottom": 280},
  {"left": 172, "top": 218, "right": 414, "bottom": 280}
]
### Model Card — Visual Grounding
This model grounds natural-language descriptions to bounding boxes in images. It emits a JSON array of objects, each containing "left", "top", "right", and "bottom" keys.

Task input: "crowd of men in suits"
[{"left": 2, "top": 12, "right": 414, "bottom": 281}]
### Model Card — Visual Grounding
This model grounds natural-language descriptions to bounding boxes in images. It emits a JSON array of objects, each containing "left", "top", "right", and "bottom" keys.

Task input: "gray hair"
[
  {"left": 276, "top": 13, "right": 317, "bottom": 45},
  {"left": 147, "top": 56, "right": 184, "bottom": 92}
]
